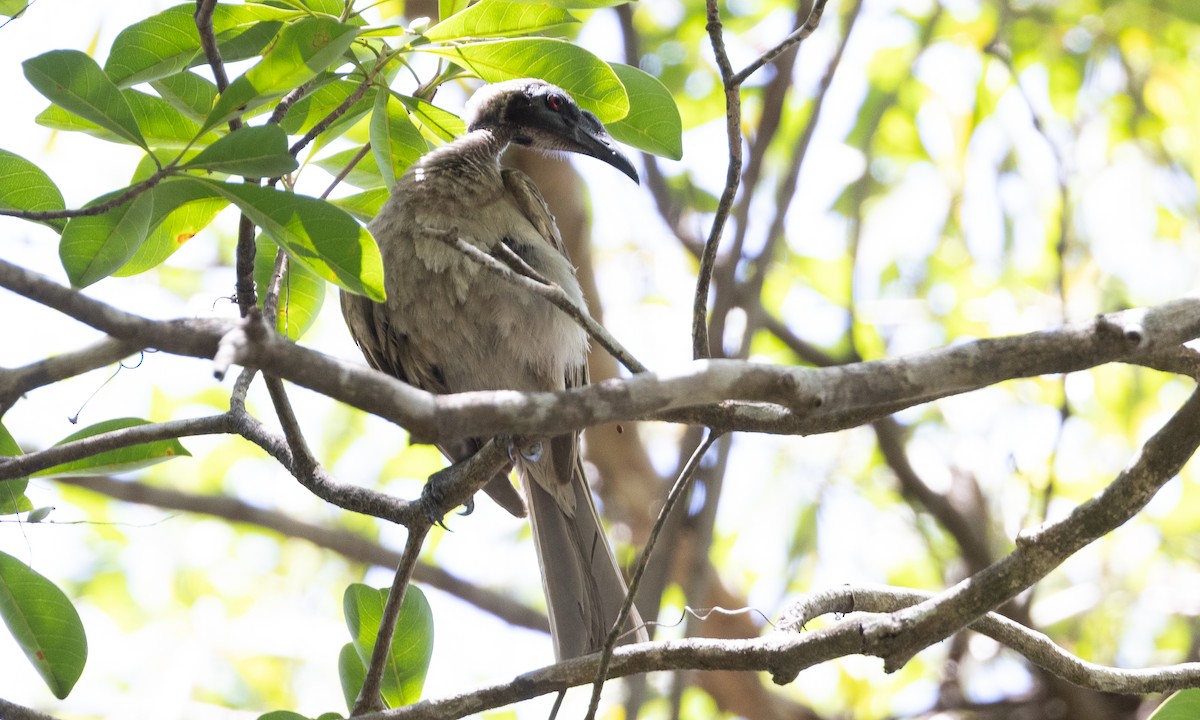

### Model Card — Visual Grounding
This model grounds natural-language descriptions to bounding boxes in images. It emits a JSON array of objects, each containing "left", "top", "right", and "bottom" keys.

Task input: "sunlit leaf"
[
  {"left": 151, "top": 71, "right": 219, "bottom": 122},
  {"left": 23, "top": 50, "right": 147, "bottom": 150},
  {"left": 0, "top": 148, "right": 66, "bottom": 232},
  {"left": 104, "top": 3, "right": 294, "bottom": 87},
  {"left": 175, "top": 178, "right": 385, "bottom": 300},
  {"left": 425, "top": 0, "right": 577, "bottom": 42},
  {"left": 114, "top": 178, "right": 228, "bottom": 276},
  {"left": 183, "top": 125, "right": 299, "bottom": 177},
  {"left": 255, "top": 234, "right": 327, "bottom": 340},
  {"left": 0, "top": 550, "right": 88, "bottom": 699},
  {"left": 314, "top": 146, "right": 385, "bottom": 189},
  {"left": 607, "top": 63, "right": 682, "bottom": 160},
  {"left": 32, "top": 418, "right": 192, "bottom": 479},
  {"left": 371, "top": 88, "right": 427, "bottom": 189},
  {"left": 36, "top": 88, "right": 218, "bottom": 150},
  {"left": 0, "top": 0, "right": 30, "bottom": 18},
  {"left": 394, "top": 94, "right": 466, "bottom": 142},
  {"left": 330, "top": 188, "right": 388, "bottom": 222},
  {"left": 422, "top": 38, "right": 628, "bottom": 122},
  {"left": 59, "top": 190, "right": 156, "bottom": 288},
  {"left": 204, "top": 17, "right": 360, "bottom": 131},
  {"left": 343, "top": 584, "right": 433, "bottom": 709}
]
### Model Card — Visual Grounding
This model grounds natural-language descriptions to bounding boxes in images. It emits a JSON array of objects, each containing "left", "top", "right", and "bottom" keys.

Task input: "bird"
[{"left": 340, "top": 78, "right": 647, "bottom": 659}]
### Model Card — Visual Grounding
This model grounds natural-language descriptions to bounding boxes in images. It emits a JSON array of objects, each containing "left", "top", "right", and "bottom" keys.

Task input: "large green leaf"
[
  {"left": 394, "top": 95, "right": 465, "bottom": 142},
  {"left": 330, "top": 188, "right": 388, "bottom": 222},
  {"left": 337, "top": 642, "right": 367, "bottom": 712},
  {"left": 0, "top": 148, "right": 66, "bottom": 232},
  {"left": 606, "top": 63, "right": 683, "bottom": 160},
  {"left": 176, "top": 178, "right": 385, "bottom": 300},
  {"left": 0, "top": 0, "right": 30, "bottom": 18},
  {"left": 0, "top": 550, "right": 88, "bottom": 699},
  {"left": 425, "top": 0, "right": 578, "bottom": 42},
  {"left": 1151, "top": 690, "right": 1200, "bottom": 720},
  {"left": 204, "top": 17, "right": 360, "bottom": 131},
  {"left": 314, "top": 146, "right": 385, "bottom": 190},
  {"left": 422, "top": 38, "right": 629, "bottom": 122},
  {"left": 104, "top": 3, "right": 295, "bottom": 87},
  {"left": 114, "top": 178, "right": 229, "bottom": 277},
  {"left": 343, "top": 584, "right": 434, "bottom": 709},
  {"left": 23, "top": 50, "right": 147, "bottom": 150},
  {"left": 59, "top": 189, "right": 156, "bottom": 288},
  {"left": 32, "top": 418, "right": 192, "bottom": 479},
  {"left": 370, "top": 88, "right": 427, "bottom": 190},
  {"left": 36, "top": 88, "right": 218, "bottom": 150},
  {"left": 151, "top": 71, "right": 219, "bottom": 122},
  {"left": 0, "top": 423, "right": 31, "bottom": 516},
  {"left": 183, "top": 125, "right": 299, "bottom": 177},
  {"left": 254, "top": 235, "right": 327, "bottom": 340},
  {"left": 279, "top": 78, "right": 373, "bottom": 139}
]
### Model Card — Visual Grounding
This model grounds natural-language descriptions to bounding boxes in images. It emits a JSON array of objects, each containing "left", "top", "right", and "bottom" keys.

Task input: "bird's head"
[{"left": 465, "top": 78, "right": 639, "bottom": 183}]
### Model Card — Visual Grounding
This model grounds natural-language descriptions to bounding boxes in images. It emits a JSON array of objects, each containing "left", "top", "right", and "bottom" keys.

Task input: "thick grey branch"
[
  {"left": 1, "top": 259, "right": 1197, "bottom": 444},
  {"left": 779, "top": 585, "right": 1200, "bottom": 694}
]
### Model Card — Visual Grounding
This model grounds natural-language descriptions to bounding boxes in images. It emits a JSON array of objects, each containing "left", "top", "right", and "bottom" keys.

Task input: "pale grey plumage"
[{"left": 341, "top": 79, "right": 646, "bottom": 658}]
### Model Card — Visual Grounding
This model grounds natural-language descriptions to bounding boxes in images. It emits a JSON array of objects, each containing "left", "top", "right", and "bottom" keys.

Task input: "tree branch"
[{"left": 0, "top": 338, "right": 140, "bottom": 416}]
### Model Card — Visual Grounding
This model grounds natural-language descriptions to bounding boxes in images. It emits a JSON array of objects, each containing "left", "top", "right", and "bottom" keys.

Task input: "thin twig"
[
  {"left": 0, "top": 338, "right": 140, "bottom": 416},
  {"left": 194, "top": 0, "right": 231, "bottom": 93},
  {"left": 731, "top": 0, "right": 829, "bottom": 85},
  {"left": 353, "top": 521, "right": 433, "bottom": 714},
  {"left": 584, "top": 429, "right": 723, "bottom": 720},
  {"left": 434, "top": 231, "right": 648, "bottom": 375},
  {"left": 0, "top": 164, "right": 175, "bottom": 222}
]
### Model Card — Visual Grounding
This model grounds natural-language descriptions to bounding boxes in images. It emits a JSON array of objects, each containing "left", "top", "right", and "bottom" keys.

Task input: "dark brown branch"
[
  {"left": 0, "top": 698, "right": 59, "bottom": 720},
  {"left": 194, "top": 0, "right": 231, "bottom": 92}
]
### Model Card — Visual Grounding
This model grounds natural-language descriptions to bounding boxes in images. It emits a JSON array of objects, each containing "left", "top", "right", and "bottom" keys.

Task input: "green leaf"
[
  {"left": 1151, "top": 689, "right": 1200, "bottom": 720},
  {"left": 0, "top": 423, "right": 31, "bottom": 516},
  {"left": 59, "top": 189, "right": 156, "bottom": 288},
  {"left": 514, "top": 0, "right": 630, "bottom": 8},
  {"left": 337, "top": 642, "right": 367, "bottom": 713},
  {"left": 0, "top": 550, "right": 88, "bottom": 698},
  {"left": 205, "top": 17, "right": 360, "bottom": 132},
  {"left": 606, "top": 63, "right": 682, "bottom": 160},
  {"left": 114, "top": 178, "right": 228, "bottom": 276},
  {"left": 278, "top": 78, "right": 372, "bottom": 141},
  {"left": 0, "top": 0, "right": 31, "bottom": 18},
  {"left": 255, "top": 235, "right": 327, "bottom": 340},
  {"left": 23, "top": 50, "right": 147, "bottom": 150},
  {"left": 179, "top": 178, "right": 385, "bottom": 300},
  {"left": 151, "top": 71, "right": 219, "bottom": 122},
  {"left": 36, "top": 88, "right": 218, "bottom": 150},
  {"left": 422, "top": 38, "right": 628, "bottom": 122},
  {"left": 438, "top": 0, "right": 468, "bottom": 23},
  {"left": 329, "top": 188, "right": 388, "bottom": 222},
  {"left": 258, "top": 712, "right": 312, "bottom": 720},
  {"left": 104, "top": 4, "right": 294, "bottom": 87},
  {"left": 314, "top": 146, "right": 385, "bottom": 189},
  {"left": 32, "top": 418, "right": 191, "bottom": 479},
  {"left": 343, "top": 584, "right": 434, "bottom": 709},
  {"left": 370, "top": 88, "right": 427, "bottom": 190},
  {"left": 425, "top": 0, "right": 577, "bottom": 42},
  {"left": 394, "top": 95, "right": 465, "bottom": 142},
  {"left": 183, "top": 125, "right": 299, "bottom": 177},
  {"left": 0, "top": 148, "right": 67, "bottom": 232}
]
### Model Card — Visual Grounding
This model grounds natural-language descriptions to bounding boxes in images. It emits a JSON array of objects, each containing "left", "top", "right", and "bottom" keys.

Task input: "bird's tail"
[{"left": 523, "top": 461, "right": 649, "bottom": 660}]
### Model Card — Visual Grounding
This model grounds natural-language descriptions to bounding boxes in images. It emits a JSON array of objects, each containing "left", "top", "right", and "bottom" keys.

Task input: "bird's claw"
[{"left": 503, "top": 436, "right": 544, "bottom": 464}]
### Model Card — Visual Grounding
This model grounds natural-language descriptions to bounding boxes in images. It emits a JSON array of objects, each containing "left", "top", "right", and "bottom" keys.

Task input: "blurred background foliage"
[{"left": 2, "top": 0, "right": 1200, "bottom": 718}]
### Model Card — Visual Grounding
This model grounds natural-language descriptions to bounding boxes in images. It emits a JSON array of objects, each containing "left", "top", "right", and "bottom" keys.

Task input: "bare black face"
[{"left": 468, "top": 79, "right": 639, "bottom": 183}]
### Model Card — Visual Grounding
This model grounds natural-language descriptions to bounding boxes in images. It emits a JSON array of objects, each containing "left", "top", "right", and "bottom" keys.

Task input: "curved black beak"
[{"left": 570, "top": 121, "right": 639, "bottom": 184}]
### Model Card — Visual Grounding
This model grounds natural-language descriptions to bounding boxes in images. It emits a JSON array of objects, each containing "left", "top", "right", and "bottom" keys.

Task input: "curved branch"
[
  {"left": 1, "top": 259, "right": 1198, "bottom": 445},
  {"left": 0, "top": 338, "right": 140, "bottom": 415}
]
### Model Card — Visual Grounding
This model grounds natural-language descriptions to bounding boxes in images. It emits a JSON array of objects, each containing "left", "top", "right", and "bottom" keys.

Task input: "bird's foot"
[
  {"left": 419, "top": 466, "right": 473, "bottom": 528},
  {"left": 502, "top": 435, "right": 544, "bottom": 464}
]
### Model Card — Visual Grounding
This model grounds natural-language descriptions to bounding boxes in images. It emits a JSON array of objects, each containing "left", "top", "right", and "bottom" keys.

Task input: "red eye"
[{"left": 547, "top": 94, "right": 564, "bottom": 111}]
